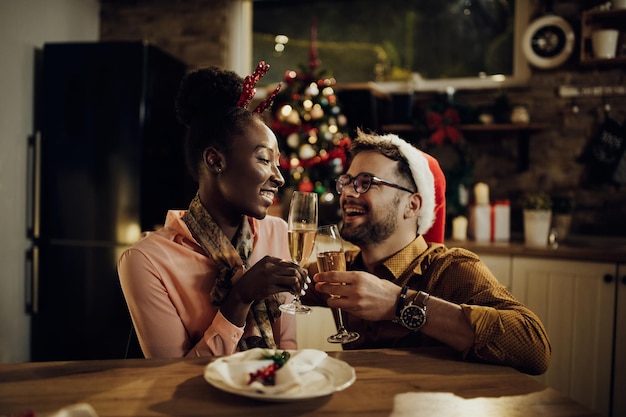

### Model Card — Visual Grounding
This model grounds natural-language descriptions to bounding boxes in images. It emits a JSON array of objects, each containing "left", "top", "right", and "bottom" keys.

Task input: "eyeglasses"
[{"left": 335, "top": 172, "right": 416, "bottom": 195}]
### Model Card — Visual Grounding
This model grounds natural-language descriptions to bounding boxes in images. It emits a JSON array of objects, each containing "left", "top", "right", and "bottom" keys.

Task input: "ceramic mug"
[{"left": 591, "top": 29, "right": 619, "bottom": 59}]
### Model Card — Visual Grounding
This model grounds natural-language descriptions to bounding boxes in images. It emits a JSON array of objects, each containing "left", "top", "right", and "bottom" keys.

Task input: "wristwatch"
[{"left": 398, "top": 291, "right": 429, "bottom": 331}]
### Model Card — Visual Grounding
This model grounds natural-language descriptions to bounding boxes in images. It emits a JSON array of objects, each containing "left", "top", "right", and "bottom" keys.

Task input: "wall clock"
[{"left": 522, "top": 14, "right": 575, "bottom": 69}]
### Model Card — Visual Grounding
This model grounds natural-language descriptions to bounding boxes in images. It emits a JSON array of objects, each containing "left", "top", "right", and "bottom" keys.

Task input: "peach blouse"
[{"left": 118, "top": 210, "right": 297, "bottom": 358}]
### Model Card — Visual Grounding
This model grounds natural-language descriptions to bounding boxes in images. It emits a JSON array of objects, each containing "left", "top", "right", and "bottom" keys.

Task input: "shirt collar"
[
  {"left": 351, "top": 235, "right": 430, "bottom": 282},
  {"left": 382, "top": 235, "right": 429, "bottom": 279}
]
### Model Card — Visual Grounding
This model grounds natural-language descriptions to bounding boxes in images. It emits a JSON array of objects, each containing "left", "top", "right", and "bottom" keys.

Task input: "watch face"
[{"left": 400, "top": 305, "right": 426, "bottom": 331}]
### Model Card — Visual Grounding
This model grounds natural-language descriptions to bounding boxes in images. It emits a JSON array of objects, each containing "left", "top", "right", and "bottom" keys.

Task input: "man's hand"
[{"left": 313, "top": 270, "right": 401, "bottom": 321}]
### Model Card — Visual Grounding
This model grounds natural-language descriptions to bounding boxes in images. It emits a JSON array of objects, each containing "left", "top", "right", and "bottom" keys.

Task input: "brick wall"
[
  {"left": 99, "top": 0, "right": 626, "bottom": 239},
  {"left": 100, "top": 0, "right": 230, "bottom": 69},
  {"left": 451, "top": 67, "right": 626, "bottom": 238}
]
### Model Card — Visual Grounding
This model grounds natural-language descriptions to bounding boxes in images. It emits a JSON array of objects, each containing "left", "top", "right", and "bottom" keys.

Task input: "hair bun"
[{"left": 175, "top": 66, "right": 243, "bottom": 128}]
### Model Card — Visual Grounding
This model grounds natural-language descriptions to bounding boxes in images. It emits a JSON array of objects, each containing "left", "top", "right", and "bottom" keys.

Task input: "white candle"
[
  {"left": 474, "top": 182, "right": 490, "bottom": 206},
  {"left": 452, "top": 216, "right": 468, "bottom": 241}
]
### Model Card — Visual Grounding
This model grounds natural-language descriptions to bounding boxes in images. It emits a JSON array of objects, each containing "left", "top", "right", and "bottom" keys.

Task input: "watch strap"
[
  {"left": 412, "top": 291, "right": 430, "bottom": 308},
  {"left": 394, "top": 285, "right": 410, "bottom": 322}
]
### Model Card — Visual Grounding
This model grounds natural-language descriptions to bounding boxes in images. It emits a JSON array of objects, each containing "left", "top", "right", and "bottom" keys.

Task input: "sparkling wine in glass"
[
  {"left": 279, "top": 191, "right": 318, "bottom": 314},
  {"left": 315, "top": 224, "right": 360, "bottom": 344}
]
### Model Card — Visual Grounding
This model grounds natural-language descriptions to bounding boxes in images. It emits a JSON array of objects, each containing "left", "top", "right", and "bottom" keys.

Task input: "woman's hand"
[
  {"left": 236, "top": 256, "right": 309, "bottom": 303},
  {"left": 220, "top": 256, "right": 308, "bottom": 326}
]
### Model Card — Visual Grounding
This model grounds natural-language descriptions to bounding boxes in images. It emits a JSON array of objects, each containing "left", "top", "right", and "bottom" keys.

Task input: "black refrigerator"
[{"left": 26, "top": 41, "right": 194, "bottom": 361}]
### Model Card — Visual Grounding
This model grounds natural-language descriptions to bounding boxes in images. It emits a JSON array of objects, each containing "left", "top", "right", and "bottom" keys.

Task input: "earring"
[{"left": 216, "top": 167, "right": 222, "bottom": 174}]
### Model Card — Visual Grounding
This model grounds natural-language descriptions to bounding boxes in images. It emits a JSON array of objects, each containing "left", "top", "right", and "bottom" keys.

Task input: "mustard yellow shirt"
[{"left": 329, "top": 236, "right": 550, "bottom": 375}]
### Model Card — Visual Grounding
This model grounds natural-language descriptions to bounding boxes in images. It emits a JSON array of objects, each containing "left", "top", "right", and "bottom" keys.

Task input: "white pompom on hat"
[{"left": 377, "top": 133, "right": 436, "bottom": 235}]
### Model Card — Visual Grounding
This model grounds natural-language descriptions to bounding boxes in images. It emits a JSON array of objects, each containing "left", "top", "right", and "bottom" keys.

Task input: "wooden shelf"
[
  {"left": 381, "top": 123, "right": 549, "bottom": 172},
  {"left": 579, "top": 56, "right": 626, "bottom": 67},
  {"left": 458, "top": 123, "right": 550, "bottom": 132},
  {"left": 459, "top": 124, "right": 549, "bottom": 172},
  {"left": 580, "top": 9, "right": 626, "bottom": 66},
  {"left": 381, "top": 123, "right": 549, "bottom": 134},
  {"left": 380, "top": 123, "right": 414, "bottom": 132}
]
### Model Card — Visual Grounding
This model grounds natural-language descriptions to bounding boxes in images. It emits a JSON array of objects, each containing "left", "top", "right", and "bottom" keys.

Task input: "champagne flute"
[
  {"left": 279, "top": 191, "right": 318, "bottom": 314},
  {"left": 315, "top": 224, "right": 360, "bottom": 344}
]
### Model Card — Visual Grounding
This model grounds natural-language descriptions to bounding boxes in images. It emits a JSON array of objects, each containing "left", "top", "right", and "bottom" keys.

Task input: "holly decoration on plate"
[{"left": 248, "top": 350, "right": 291, "bottom": 386}]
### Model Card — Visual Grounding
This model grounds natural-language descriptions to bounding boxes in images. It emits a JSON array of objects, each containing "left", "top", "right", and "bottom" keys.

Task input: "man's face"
[{"left": 339, "top": 151, "right": 408, "bottom": 246}]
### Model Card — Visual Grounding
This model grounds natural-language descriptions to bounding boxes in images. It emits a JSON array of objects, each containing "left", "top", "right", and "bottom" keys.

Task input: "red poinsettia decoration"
[{"left": 426, "top": 107, "right": 463, "bottom": 145}]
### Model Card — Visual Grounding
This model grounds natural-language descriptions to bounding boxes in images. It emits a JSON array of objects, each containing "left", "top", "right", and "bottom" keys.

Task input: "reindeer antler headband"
[{"left": 237, "top": 61, "right": 282, "bottom": 113}]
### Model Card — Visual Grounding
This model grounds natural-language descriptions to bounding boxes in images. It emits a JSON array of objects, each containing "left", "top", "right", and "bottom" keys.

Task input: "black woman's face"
[{"left": 218, "top": 120, "right": 285, "bottom": 220}]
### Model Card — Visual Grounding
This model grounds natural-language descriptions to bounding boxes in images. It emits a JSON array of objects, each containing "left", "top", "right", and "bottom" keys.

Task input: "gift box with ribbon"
[{"left": 469, "top": 200, "right": 510, "bottom": 243}]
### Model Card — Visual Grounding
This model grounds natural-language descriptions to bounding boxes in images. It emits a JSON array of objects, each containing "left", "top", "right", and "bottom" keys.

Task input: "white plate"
[{"left": 204, "top": 351, "right": 356, "bottom": 402}]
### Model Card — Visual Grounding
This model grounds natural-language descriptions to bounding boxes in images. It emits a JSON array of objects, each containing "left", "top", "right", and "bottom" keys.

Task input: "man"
[{"left": 307, "top": 129, "right": 550, "bottom": 375}]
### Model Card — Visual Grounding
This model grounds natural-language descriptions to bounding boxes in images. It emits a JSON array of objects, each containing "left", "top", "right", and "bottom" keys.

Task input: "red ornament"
[
  {"left": 298, "top": 179, "right": 314, "bottom": 192},
  {"left": 279, "top": 155, "right": 291, "bottom": 170}
]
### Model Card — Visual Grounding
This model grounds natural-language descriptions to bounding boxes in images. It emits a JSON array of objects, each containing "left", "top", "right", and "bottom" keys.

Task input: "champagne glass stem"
[
  {"left": 327, "top": 306, "right": 359, "bottom": 344},
  {"left": 336, "top": 308, "right": 349, "bottom": 333}
]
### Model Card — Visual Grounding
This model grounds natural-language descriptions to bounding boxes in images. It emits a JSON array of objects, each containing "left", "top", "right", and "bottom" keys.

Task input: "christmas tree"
[{"left": 271, "top": 20, "right": 351, "bottom": 199}]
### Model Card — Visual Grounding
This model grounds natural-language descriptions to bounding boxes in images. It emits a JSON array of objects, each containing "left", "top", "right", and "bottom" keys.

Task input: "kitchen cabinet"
[
  {"left": 613, "top": 263, "right": 626, "bottom": 417},
  {"left": 580, "top": 9, "right": 626, "bottom": 66},
  {"left": 296, "top": 307, "right": 342, "bottom": 352},
  {"left": 510, "top": 257, "right": 616, "bottom": 417}
]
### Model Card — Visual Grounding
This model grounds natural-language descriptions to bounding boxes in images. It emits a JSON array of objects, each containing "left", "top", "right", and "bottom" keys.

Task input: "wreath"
[{"left": 416, "top": 100, "right": 475, "bottom": 219}]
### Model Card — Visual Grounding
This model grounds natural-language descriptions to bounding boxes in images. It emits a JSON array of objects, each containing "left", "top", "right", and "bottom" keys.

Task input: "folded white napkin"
[
  {"left": 206, "top": 348, "right": 330, "bottom": 395},
  {"left": 289, "top": 348, "right": 329, "bottom": 373}
]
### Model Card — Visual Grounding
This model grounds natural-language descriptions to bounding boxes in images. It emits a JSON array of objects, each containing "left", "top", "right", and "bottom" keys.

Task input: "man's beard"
[{"left": 340, "top": 194, "right": 401, "bottom": 246}]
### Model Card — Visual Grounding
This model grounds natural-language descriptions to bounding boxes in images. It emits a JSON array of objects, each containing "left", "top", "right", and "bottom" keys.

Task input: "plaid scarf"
[{"left": 182, "top": 193, "right": 281, "bottom": 350}]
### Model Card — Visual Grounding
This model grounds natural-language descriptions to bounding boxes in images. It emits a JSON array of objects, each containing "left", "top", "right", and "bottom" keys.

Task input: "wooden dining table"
[{"left": 0, "top": 347, "right": 599, "bottom": 417}]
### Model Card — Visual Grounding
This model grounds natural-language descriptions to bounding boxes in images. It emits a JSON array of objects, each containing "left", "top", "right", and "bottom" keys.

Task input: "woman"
[{"left": 118, "top": 64, "right": 306, "bottom": 358}]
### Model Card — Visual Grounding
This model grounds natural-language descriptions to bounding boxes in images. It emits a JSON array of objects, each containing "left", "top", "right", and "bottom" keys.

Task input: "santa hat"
[{"left": 378, "top": 133, "right": 436, "bottom": 235}]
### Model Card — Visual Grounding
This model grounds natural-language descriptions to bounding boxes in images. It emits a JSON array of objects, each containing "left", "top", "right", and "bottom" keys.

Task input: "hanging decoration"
[
  {"left": 271, "top": 19, "right": 351, "bottom": 197},
  {"left": 416, "top": 97, "right": 475, "bottom": 220},
  {"left": 426, "top": 107, "right": 464, "bottom": 145}
]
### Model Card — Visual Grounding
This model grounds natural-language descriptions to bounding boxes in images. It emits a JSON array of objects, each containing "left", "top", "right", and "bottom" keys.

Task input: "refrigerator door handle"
[
  {"left": 26, "top": 131, "right": 41, "bottom": 239},
  {"left": 25, "top": 245, "right": 39, "bottom": 314}
]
